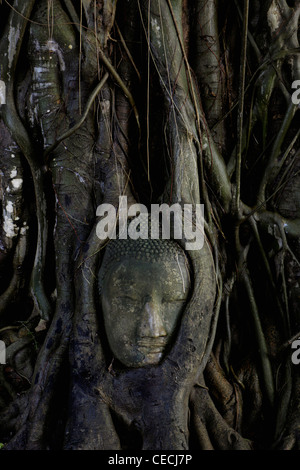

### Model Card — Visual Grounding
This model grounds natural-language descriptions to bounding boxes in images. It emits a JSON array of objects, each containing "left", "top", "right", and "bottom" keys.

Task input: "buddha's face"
[{"left": 101, "top": 256, "right": 190, "bottom": 368}]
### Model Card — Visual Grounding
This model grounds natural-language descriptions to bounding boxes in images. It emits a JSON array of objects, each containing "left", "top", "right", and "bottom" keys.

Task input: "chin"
[{"left": 133, "top": 351, "right": 163, "bottom": 368}]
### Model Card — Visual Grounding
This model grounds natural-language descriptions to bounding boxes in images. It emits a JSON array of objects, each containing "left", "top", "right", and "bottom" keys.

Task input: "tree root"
[{"left": 190, "top": 382, "right": 253, "bottom": 450}]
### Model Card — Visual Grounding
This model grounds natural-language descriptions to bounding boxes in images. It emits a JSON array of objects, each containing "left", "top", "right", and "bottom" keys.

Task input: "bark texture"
[{"left": 0, "top": 0, "right": 299, "bottom": 450}]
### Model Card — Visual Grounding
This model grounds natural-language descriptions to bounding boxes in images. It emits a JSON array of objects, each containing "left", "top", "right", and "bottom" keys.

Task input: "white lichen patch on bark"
[
  {"left": 10, "top": 167, "right": 17, "bottom": 178},
  {"left": 20, "top": 222, "right": 29, "bottom": 235},
  {"left": 3, "top": 201, "right": 18, "bottom": 238},
  {"left": 2, "top": 163, "right": 23, "bottom": 239},
  {"left": 11, "top": 178, "right": 23, "bottom": 190},
  {"left": 8, "top": 25, "right": 20, "bottom": 71},
  {"left": 46, "top": 39, "right": 66, "bottom": 71},
  {"left": 267, "top": 1, "right": 282, "bottom": 33},
  {"left": 151, "top": 17, "right": 162, "bottom": 48},
  {"left": 0, "top": 80, "right": 6, "bottom": 105},
  {"left": 6, "top": 201, "right": 14, "bottom": 214}
]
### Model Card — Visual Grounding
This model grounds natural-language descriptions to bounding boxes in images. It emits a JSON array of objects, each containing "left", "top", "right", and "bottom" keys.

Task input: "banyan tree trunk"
[{"left": 0, "top": 0, "right": 299, "bottom": 450}]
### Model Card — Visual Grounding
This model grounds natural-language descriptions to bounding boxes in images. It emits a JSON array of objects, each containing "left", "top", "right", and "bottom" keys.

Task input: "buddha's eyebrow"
[{"left": 116, "top": 283, "right": 137, "bottom": 291}]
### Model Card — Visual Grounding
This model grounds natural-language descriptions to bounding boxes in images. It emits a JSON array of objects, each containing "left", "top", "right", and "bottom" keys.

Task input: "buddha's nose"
[{"left": 139, "top": 300, "right": 167, "bottom": 338}]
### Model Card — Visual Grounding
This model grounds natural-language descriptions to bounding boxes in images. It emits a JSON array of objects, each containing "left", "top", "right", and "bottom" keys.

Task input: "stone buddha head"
[{"left": 98, "top": 233, "right": 191, "bottom": 368}]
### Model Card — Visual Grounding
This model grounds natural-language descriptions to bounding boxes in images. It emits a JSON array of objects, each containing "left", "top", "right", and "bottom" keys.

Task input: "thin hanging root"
[
  {"left": 249, "top": 215, "right": 290, "bottom": 336},
  {"left": 241, "top": 268, "right": 275, "bottom": 409},
  {"left": 235, "top": 0, "right": 249, "bottom": 215},
  {"left": 97, "top": 46, "right": 141, "bottom": 134},
  {"left": 280, "top": 261, "right": 290, "bottom": 331},
  {"left": 268, "top": 128, "right": 300, "bottom": 199},
  {"left": 257, "top": 101, "right": 298, "bottom": 205},
  {"left": 72, "top": 6, "right": 140, "bottom": 134},
  {"left": 43, "top": 72, "right": 109, "bottom": 162},
  {"left": 234, "top": 0, "right": 261, "bottom": 61},
  {"left": 115, "top": 22, "right": 141, "bottom": 82},
  {"left": 279, "top": 331, "right": 300, "bottom": 354}
]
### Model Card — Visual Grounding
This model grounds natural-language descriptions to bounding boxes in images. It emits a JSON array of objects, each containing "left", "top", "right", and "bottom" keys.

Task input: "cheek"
[
  {"left": 102, "top": 298, "right": 140, "bottom": 338},
  {"left": 161, "top": 303, "right": 185, "bottom": 333}
]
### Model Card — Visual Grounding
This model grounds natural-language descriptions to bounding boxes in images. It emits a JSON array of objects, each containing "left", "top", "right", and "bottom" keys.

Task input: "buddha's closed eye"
[
  {"left": 117, "top": 295, "right": 140, "bottom": 303},
  {"left": 162, "top": 297, "right": 187, "bottom": 304}
]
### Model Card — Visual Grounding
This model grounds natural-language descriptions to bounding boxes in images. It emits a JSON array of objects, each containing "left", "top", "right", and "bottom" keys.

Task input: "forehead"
[{"left": 103, "top": 257, "right": 190, "bottom": 294}]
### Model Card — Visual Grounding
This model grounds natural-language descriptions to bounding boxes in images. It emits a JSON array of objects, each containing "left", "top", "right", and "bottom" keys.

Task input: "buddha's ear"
[
  {"left": 162, "top": 237, "right": 217, "bottom": 378},
  {"left": 182, "top": 249, "right": 193, "bottom": 285}
]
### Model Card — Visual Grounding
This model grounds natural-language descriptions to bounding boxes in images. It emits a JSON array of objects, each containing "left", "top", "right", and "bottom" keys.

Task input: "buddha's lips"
[{"left": 137, "top": 338, "right": 167, "bottom": 353}]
